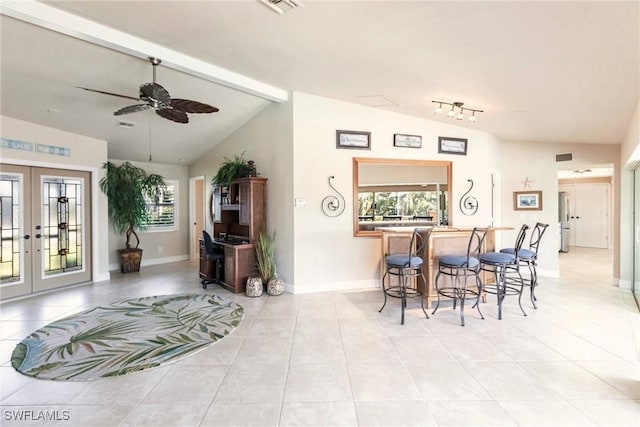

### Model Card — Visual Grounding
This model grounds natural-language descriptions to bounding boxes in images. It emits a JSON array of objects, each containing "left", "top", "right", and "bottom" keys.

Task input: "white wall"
[
  {"left": 498, "top": 140, "right": 620, "bottom": 278},
  {"left": 189, "top": 101, "right": 294, "bottom": 286},
  {"left": 104, "top": 159, "right": 190, "bottom": 270},
  {"left": 0, "top": 115, "right": 110, "bottom": 282},
  {"left": 291, "top": 92, "right": 500, "bottom": 293}
]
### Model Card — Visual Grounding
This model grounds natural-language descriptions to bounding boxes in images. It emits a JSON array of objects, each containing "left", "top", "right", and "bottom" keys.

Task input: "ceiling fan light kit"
[
  {"left": 80, "top": 57, "right": 219, "bottom": 124},
  {"left": 432, "top": 100, "right": 483, "bottom": 123}
]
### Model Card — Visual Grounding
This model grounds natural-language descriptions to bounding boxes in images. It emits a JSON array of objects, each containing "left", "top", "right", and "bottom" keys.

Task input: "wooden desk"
[
  {"left": 380, "top": 227, "right": 511, "bottom": 307},
  {"left": 213, "top": 240, "right": 256, "bottom": 294}
]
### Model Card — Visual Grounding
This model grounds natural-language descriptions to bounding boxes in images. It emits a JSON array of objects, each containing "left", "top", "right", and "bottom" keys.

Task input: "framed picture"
[
  {"left": 438, "top": 137, "right": 468, "bottom": 155},
  {"left": 513, "top": 191, "right": 543, "bottom": 210},
  {"left": 336, "top": 130, "right": 371, "bottom": 150},
  {"left": 393, "top": 134, "right": 422, "bottom": 148}
]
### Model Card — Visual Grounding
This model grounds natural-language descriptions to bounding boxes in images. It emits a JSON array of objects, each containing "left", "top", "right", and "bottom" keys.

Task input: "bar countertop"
[{"left": 377, "top": 225, "right": 513, "bottom": 233}]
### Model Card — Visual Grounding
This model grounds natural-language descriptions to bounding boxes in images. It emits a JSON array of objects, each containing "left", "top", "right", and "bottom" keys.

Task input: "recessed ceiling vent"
[
  {"left": 555, "top": 153, "right": 573, "bottom": 162},
  {"left": 118, "top": 120, "right": 135, "bottom": 128}
]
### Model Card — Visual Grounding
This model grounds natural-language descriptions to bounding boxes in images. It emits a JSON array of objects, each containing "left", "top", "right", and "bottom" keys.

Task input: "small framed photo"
[
  {"left": 513, "top": 191, "right": 542, "bottom": 211},
  {"left": 336, "top": 130, "right": 371, "bottom": 150},
  {"left": 438, "top": 137, "right": 468, "bottom": 155},
  {"left": 393, "top": 134, "right": 422, "bottom": 148}
]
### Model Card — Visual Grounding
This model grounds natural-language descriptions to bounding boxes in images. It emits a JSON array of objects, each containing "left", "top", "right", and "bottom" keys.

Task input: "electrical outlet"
[{"left": 158, "top": 246, "right": 164, "bottom": 253}]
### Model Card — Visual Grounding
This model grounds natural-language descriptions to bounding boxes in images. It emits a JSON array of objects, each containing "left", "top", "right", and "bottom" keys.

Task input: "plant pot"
[
  {"left": 267, "top": 277, "right": 284, "bottom": 296},
  {"left": 119, "top": 248, "right": 143, "bottom": 273},
  {"left": 246, "top": 277, "right": 263, "bottom": 297}
]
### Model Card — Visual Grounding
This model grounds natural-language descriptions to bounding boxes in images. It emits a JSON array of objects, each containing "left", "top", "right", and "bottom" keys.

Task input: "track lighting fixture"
[
  {"left": 259, "top": 0, "right": 304, "bottom": 14},
  {"left": 432, "top": 100, "right": 483, "bottom": 123}
]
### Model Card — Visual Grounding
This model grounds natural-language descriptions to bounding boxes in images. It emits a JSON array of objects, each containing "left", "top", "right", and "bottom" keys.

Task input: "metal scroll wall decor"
[
  {"left": 459, "top": 179, "right": 479, "bottom": 216},
  {"left": 321, "top": 176, "right": 346, "bottom": 217}
]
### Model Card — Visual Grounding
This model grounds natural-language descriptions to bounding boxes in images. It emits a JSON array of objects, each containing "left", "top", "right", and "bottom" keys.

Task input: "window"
[
  {"left": 358, "top": 189, "right": 441, "bottom": 220},
  {"left": 143, "top": 180, "right": 177, "bottom": 231}
]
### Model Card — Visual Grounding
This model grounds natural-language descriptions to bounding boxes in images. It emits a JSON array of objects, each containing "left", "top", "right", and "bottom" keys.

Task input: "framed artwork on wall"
[
  {"left": 336, "top": 130, "right": 371, "bottom": 150},
  {"left": 393, "top": 134, "right": 422, "bottom": 148},
  {"left": 438, "top": 137, "right": 468, "bottom": 155},
  {"left": 513, "top": 191, "right": 542, "bottom": 210}
]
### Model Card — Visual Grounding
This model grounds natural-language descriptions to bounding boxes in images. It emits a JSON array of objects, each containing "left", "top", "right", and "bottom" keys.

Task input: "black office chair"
[
  {"left": 379, "top": 227, "right": 432, "bottom": 324},
  {"left": 432, "top": 227, "right": 488, "bottom": 326},
  {"left": 200, "top": 230, "right": 224, "bottom": 288},
  {"left": 500, "top": 222, "right": 549, "bottom": 309},
  {"left": 479, "top": 224, "right": 529, "bottom": 320}
]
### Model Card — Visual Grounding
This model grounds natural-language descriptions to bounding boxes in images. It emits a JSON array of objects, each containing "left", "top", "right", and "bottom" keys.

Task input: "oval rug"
[{"left": 11, "top": 293, "right": 243, "bottom": 381}]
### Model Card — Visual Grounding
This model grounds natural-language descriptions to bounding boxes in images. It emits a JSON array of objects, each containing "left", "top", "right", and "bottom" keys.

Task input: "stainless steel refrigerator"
[{"left": 558, "top": 191, "right": 571, "bottom": 252}]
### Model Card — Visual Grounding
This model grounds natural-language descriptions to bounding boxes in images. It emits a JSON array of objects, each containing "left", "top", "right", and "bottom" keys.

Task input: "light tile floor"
[{"left": 1, "top": 247, "right": 639, "bottom": 426}]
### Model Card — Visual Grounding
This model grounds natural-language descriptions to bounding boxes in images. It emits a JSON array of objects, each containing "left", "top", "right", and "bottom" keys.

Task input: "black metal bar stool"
[
  {"left": 431, "top": 227, "right": 488, "bottom": 326},
  {"left": 379, "top": 228, "right": 432, "bottom": 325},
  {"left": 479, "top": 224, "right": 529, "bottom": 320},
  {"left": 500, "top": 222, "right": 549, "bottom": 309}
]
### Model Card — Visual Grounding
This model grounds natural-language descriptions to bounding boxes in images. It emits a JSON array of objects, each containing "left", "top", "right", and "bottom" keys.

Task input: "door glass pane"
[
  {"left": 0, "top": 173, "right": 23, "bottom": 284},
  {"left": 41, "top": 176, "right": 84, "bottom": 276}
]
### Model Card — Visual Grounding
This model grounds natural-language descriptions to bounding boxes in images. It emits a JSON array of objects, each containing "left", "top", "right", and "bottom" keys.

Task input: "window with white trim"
[{"left": 143, "top": 180, "right": 177, "bottom": 231}]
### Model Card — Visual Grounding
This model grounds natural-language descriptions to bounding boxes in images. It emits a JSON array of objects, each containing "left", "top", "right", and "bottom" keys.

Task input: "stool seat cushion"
[
  {"left": 439, "top": 255, "right": 479, "bottom": 268},
  {"left": 386, "top": 254, "right": 423, "bottom": 268},
  {"left": 499, "top": 248, "right": 536, "bottom": 259},
  {"left": 480, "top": 252, "right": 516, "bottom": 265}
]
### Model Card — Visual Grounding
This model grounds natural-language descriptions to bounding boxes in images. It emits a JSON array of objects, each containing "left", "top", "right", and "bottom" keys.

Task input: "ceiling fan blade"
[
  {"left": 77, "top": 86, "right": 139, "bottom": 101},
  {"left": 156, "top": 108, "right": 189, "bottom": 124},
  {"left": 114, "top": 104, "right": 150, "bottom": 116},
  {"left": 170, "top": 99, "right": 219, "bottom": 114},
  {"left": 140, "top": 82, "right": 171, "bottom": 105}
]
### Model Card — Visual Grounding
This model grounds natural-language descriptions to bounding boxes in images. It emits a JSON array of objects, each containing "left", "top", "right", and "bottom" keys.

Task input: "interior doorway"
[
  {"left": 0, "top": 164, "right": 92, "bottom": 300},
  {"left": 557, "top": 166, "right": 614, "bottom": 289},
  {"left": 189, "top": 176, "right": 206, "bottom": 261}
]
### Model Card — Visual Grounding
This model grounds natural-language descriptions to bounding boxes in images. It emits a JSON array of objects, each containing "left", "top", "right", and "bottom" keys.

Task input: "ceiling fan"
[{"left": 78, "top": 57, "right": 219, "bottom": 124}]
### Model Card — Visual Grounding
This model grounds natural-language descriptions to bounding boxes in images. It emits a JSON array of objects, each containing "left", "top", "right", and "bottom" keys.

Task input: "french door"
[{"left": 0, "top": 164, "right": 91, "bottom": 300}]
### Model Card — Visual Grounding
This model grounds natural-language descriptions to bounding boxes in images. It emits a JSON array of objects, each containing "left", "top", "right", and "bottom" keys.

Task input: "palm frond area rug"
[{"left": 11, "top": 293, "right": 243, "bottom": 381}]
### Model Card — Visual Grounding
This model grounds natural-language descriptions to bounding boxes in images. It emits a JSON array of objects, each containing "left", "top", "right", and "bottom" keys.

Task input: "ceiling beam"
[{"left": 0, "top": 0, "right": 289, "bottom": 103}]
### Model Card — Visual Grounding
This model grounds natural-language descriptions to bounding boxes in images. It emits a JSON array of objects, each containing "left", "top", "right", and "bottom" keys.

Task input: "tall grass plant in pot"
[{"left": 255, "top": 230, "right": 283, "bottom": 295}]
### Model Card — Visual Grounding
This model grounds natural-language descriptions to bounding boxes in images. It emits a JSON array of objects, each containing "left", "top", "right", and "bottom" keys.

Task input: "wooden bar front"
[{"left": 380, "top": 227, "right": 505, "bottom": 307}]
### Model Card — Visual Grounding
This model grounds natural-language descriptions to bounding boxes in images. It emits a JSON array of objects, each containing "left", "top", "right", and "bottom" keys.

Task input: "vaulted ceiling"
[{"left": 1, "top": 1, "right": 638, "bottom": 165}]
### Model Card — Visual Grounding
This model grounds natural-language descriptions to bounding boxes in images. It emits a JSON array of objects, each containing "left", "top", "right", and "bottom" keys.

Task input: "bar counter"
[{"left": 379, "top": 226, "right": 512, "bottom": 307}]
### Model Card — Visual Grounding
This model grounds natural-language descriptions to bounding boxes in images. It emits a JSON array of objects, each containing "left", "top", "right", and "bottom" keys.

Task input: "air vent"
[
  {"left": 118, "top": 121, "right": 135, "bottom": 128},
  {"left": 556, "top": 153, "right": 573, "bottom": 162}
]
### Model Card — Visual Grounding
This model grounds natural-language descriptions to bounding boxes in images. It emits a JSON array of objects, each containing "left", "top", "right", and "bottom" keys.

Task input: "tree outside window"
[{"left": 143, "top": 180, "right": 177, "bottom": 230}]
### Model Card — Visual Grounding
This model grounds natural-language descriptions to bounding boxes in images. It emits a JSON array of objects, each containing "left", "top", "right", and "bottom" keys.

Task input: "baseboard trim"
[
  {"left": 291, "top": 279, "right": 379, "bottom": 294},
  {"left": 108, "top": 254, "right": 190, "bottom": 272},
  {"left": 618, "top": 278, "right": 631, "bottom": 290}
]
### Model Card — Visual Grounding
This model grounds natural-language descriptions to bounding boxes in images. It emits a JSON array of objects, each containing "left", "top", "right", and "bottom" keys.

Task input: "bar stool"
[
  {"left": 500, "top": 222, "right": 549, "bottom": 309},
  {"left": 432, "top": 227, "right": 488, "bottom": 326},
  {"left": 379, "top": 228, "right": 432, "bottom": 325},
  {"left": 479, "top": 224, "right": 529, "bottom": 320}
]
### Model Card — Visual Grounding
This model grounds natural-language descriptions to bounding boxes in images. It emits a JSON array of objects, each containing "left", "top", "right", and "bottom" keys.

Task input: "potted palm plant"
[{"left": 99, "top": 161, "right": 166, "bottom": 273}]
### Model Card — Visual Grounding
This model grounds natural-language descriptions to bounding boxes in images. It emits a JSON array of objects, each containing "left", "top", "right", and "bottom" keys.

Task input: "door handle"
[
  {"left": 35, "top": 234, "right": 42, "bottom": 239},
  {"left": 24, "top": 234, "right": 30, "bottom": 240}
]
